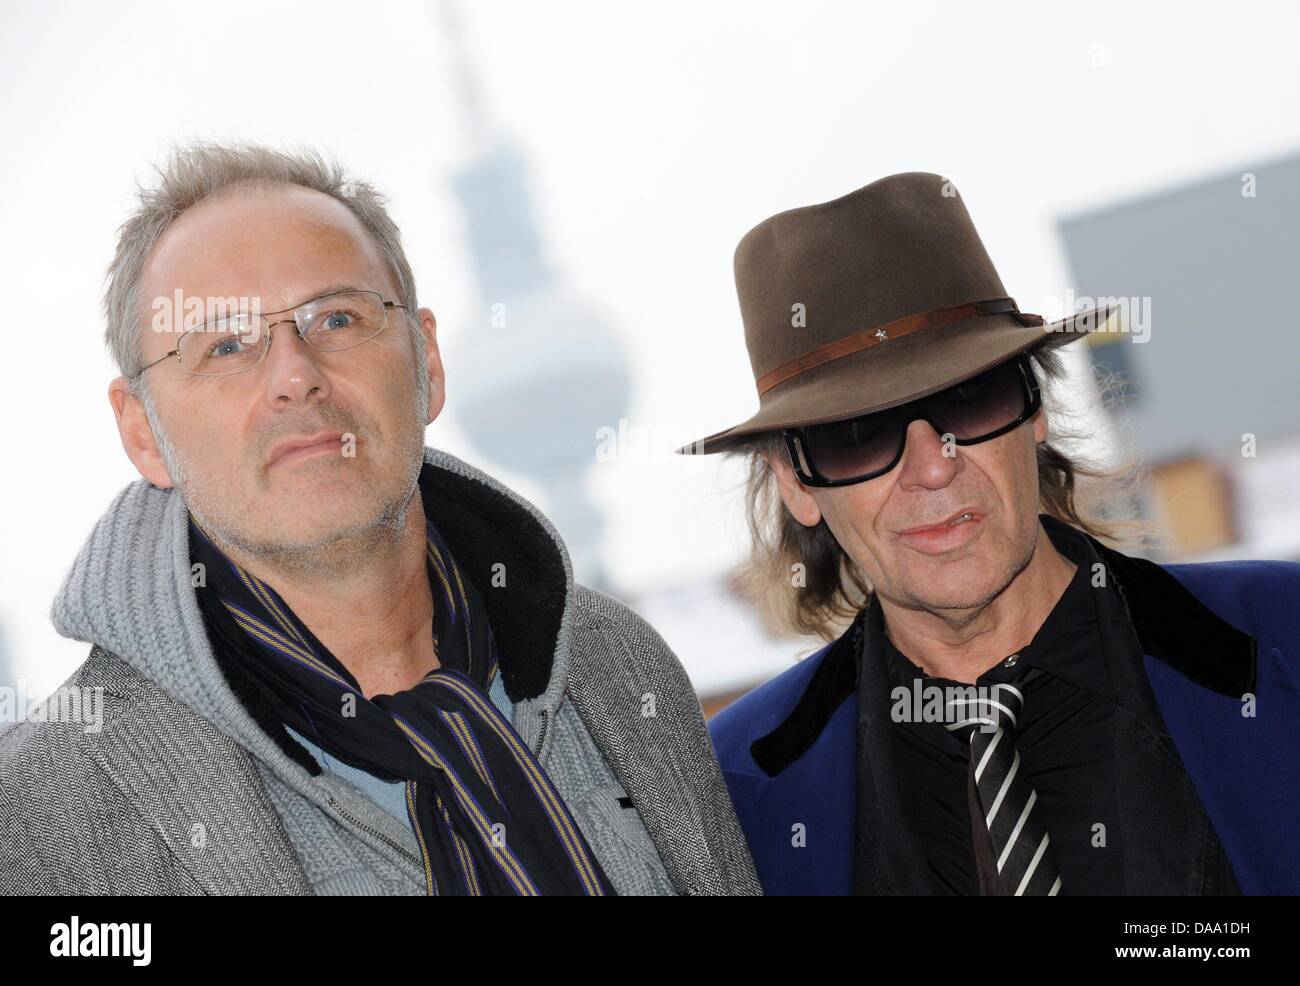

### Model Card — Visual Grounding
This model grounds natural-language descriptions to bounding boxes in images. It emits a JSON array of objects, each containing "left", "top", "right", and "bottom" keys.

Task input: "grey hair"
[{"left": 104, "top": 141, "right": 428, "bottom": 416}]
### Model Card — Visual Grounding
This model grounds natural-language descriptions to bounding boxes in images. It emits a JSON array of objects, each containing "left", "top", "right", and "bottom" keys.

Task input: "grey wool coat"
[{"left": 0, "top": 447, "right": 760, "bottom": 895}]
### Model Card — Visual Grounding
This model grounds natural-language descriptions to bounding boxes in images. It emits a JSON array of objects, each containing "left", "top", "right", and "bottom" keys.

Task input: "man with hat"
[{"left": 681, "top": 172, "right": 1300, "bottom": 895}]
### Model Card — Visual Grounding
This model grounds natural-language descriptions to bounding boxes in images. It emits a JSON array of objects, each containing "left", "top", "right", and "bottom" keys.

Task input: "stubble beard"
[
  {"left": 885, "top": 528, "right": 1039, "bottom": 626},
  {"left": 145, "top": 393, "right": 429, "bottom": 582}
]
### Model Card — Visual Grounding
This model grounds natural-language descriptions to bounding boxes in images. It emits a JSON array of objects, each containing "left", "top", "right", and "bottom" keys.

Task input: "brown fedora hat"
[{"left": 677, "top": 172, "right": 1114, "bottom": 455}]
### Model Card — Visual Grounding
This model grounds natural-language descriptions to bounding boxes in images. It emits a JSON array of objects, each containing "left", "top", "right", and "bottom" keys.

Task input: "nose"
[
  {"left": 893, "top": 417, "right": 961, "bottom": 490},
  {"left": 260, "top": 321, "right": 331, "bottom": 406}
]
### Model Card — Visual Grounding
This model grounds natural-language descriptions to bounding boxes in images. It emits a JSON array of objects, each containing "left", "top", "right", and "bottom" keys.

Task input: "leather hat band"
[{"left": 755, "top": 296, "right": 1043, "bottom": 396}]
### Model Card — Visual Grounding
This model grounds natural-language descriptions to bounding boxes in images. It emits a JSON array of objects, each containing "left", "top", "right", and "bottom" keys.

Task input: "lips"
[
  {"left": 896, "top": 509, "right": 984, "bottom": 556},
  {"left": 267, "top": 431, "right": 344, "bottom": 468},
  {"left": 898, "top": 507, "right": 982, "bottom": 535}
]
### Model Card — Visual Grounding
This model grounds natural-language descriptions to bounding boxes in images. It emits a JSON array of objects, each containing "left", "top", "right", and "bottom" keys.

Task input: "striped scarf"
[{"left": 189, "top": 513, "right": 615, "bottom": 896}]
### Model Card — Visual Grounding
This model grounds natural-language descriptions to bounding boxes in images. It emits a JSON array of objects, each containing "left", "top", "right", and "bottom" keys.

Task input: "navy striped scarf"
[{"left": 189, "top": 513, "right": 614, "bottom": 896}]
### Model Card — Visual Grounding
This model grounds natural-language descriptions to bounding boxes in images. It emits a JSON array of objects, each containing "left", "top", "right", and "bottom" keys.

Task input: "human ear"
[
  {"left": 1031, "top": 404, "right": 1049, "bottom": 444},
  {"left": 108, "top": 377, "right": 175, "bottom": 489},
  {"left": 416, "top": 307, "right": 445, "bottom": 425},
  {"left": 764, "top": 444, "right": 823, "bottom": 528}
]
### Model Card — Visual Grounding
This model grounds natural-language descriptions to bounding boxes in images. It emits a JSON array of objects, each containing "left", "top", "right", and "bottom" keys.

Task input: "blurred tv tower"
[{"left": 436, "top": 0, "right": 631, "bottom": 591}]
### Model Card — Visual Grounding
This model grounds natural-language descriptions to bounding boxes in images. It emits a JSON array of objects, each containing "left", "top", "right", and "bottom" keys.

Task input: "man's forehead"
[{"left": 140, "top": 183, "right": 391, "bottom": 312}]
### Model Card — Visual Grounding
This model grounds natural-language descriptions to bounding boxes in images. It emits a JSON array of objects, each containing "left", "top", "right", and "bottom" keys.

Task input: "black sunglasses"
[{"left": 782, "top": 354, "right": 1041, "bottom": 487}]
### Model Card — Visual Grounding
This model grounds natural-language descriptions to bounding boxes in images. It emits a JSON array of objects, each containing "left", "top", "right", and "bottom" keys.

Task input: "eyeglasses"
[
  {"left": 782, "top": 353, "right": 1041, "bottom": 487},
  {"left": 134, "top": 289, "right": 407, "bottom": 378}
]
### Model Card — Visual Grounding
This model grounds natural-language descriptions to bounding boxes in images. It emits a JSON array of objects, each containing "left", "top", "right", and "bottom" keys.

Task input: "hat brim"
[{"left": 675, "top": 305, "right": 1116, "bottom": 455}]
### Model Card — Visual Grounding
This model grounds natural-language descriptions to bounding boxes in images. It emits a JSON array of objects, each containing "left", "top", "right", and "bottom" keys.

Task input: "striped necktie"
[{"left": 946, "top": 668, "right": 1064, "bottom": 896}]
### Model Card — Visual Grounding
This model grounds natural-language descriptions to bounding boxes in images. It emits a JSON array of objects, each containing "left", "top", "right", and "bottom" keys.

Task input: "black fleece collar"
[
  {"left": 414, "top": 458, "right": 568, "bottom": 702},
  {"left": 751, "top": 513, "right": 1259, "bottom": 778}
]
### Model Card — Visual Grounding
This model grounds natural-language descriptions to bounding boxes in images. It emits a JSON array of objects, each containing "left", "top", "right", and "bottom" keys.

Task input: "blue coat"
[{"left": 710, "top": 528, "right": 1300, "bottom": 895}]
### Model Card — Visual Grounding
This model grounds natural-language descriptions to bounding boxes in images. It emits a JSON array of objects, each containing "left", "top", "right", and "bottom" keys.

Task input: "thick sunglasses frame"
[{"left": 782, "top": 353, "right": 1042, "bottom": 488}]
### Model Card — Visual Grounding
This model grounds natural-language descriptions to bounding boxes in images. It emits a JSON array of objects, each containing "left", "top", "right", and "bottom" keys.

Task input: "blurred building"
[
  {"left": 1059, "top": 151, "right": 1300, "bottom": 563},
  {"left": 439, "top": 1, "right": 629, "bottom": 592},
  {"left": 432, "top": 1, "right": 810, "bottom": 703}
]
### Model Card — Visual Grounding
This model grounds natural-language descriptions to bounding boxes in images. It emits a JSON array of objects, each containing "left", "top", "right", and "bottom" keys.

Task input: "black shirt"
[{"left": 876, "top": 519, "right": 1125, "bottom": 895}]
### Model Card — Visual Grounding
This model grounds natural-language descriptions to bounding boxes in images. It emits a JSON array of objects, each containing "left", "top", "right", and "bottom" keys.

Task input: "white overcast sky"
[{"left": 2, "top": 0, "right": 1298, "bottom": 691}]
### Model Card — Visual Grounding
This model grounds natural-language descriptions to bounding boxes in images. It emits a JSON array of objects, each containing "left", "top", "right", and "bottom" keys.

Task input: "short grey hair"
[{"left": 104, "top": 140, "right": 428, "bottom": 402}]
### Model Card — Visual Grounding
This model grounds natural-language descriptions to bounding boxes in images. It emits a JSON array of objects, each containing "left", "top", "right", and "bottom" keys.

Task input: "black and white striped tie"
[{"left": 946, "top": 670, "right": 1063, "bottom": 896}]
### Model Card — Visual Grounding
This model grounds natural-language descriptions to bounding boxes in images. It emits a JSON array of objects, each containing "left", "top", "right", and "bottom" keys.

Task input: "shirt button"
[{"left": 1004, "top": 653, "right": 1020, "bottom": 668}]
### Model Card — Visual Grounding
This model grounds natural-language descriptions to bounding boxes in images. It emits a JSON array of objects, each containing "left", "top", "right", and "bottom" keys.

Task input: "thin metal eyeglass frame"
[{"left": 131, "top": 288, "right": 408, "bottom": 378}]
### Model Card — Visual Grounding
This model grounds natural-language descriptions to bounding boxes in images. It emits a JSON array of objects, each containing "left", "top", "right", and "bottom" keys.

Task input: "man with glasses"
[
  {"left": 0, "top": 143, "right": 759, "bottom": 896},
  {"left": 679, "top": 172, "right": 1300, "bottom": 895}
]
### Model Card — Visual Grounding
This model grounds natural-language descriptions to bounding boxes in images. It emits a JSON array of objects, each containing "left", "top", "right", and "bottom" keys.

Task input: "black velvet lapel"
[
  {"left": 750, "top": 611, "right": 864, "bottom": 777},
  {"left": 750, "top": 514, "right": 1260, "bottom": 778},
  {"left": 1072, "top": 519, "right": 1257, "bottom": 699}
]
